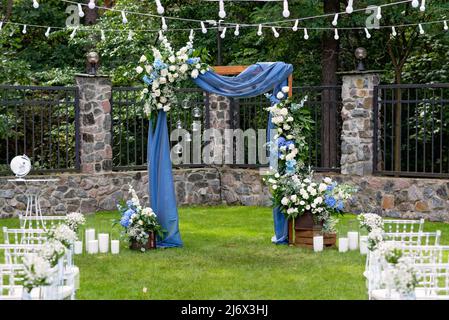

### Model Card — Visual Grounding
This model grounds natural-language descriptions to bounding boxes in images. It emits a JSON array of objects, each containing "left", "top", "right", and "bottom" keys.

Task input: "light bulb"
[
  {"left": 272, "top": 27, "right": 279, "bottom": 38},
  {"left": 376, "top": 7, "right": 382, "bottom": 20},
  {"left": 257, "top": 24, "right": 263, "bottom": 36},
  {"left": 391, "top": 26, "right": 397, "bottom": 37},
  {"left": 155, "top": 0, "right": 164, "bottom": 15},
  {"left": 332, "top": 13, "right": 338, "bottom": 27},
  {"left": 32, "top": 0, "right": 39, "bottom": 9},
  {"left": 334, "top": 28, "right": 339, "bottom": 40},
  {"left": 234, "top": 24, "right": 239, "bottom": 36},
  {"left": 411, "top": 0, "right": 419, "bottom": 8},
  {"left": 101, "top": 29, "right": 105, "bottom": 41},
  {"left": 88, "top": 0, "right": 95, "bottom": 9},
  {"left": 444, "top": 21, "right": 448, "bottom": 31},
  {"left": 0, "top": 22, "right": 3, "bottom": 31},
  {"left": 9, "top": 29, "right": 14, "bottom": 37},
  {"left": 201, "top": 21, "right": 207, "bottom": 34},
  {"left": 161, "top": 17, "right": 167, "bottom": 31},
  {"left": 158, "top": 30, "right": 163, "bottom": 40},
  {"left": 44, "top": 27, "right": 50, "bottom": 37},
  {"left": 364, "top": 27, "right": 371, "bottom": 39},
  {"left": 121, "top": 11, "right": 128, "bottom": 24},
  {"left": 420, "top": 0, "right": 426, "bottom": 11},
  {"left": 419, "top": 23, "right": 425, "bottom": 34},
  {"left": 70, "top": 27, "right": 77, "bottom": 40},
  {"left": 292, "top": 20, "right": 298, "bottom": 32},
  {"left": 346, "top": 0, "right": 353, "bottom": 14},
  {"left": 303, "top": 28, "right": 309, "bottom": 40},
  {"left": 220, "top": 27, "right": 227, "bottom": 39},
  {"left": 22, "top": 25, "right": 27, "bottom": 34},
  {"left": 282, "top": 0, "right": 290, "bottom": 18},
  {"left": 189, "top": 29, "right": 194, "bottom": 40},
  {"left": 78, "top": 3, "right": 84, "bottom": 17},
  {"left": 219, "top": 0, "right": 226, "bottom": 19},
  {"left": 127, "top": 30, "right": 133, "bottom": 41}
]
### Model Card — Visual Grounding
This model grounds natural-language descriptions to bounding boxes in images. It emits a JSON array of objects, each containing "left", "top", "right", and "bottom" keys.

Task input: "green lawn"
[{"left": 1, "top": 206, "right": 449, "bottom": 300}]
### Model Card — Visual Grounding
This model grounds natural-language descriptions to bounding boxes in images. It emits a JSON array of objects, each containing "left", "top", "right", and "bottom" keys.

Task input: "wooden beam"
[{"left": 288, "top": 74, "right": 293, "bottom": 98}]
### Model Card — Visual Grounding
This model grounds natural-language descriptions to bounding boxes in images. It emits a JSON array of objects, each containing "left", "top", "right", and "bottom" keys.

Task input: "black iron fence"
[
  {"left": 0, "top": 85, "right": 80, "bottom": 175},
  {"left": 373, "top": 84, "right": 449, "bottom": 178}
]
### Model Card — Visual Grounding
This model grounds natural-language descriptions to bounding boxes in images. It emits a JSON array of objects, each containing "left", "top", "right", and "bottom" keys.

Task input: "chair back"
[
  {"left": 19, "top": 214, "right": 67, "bottom": 230},
  {"left": 3, "top": 227, "right": 47, "bottom": 245},
  {"left": 383, "top": 218, "right": 424, "bottom": 233},
  {"left": 383, "top": 231, "right": 441, "bottom": 246}
]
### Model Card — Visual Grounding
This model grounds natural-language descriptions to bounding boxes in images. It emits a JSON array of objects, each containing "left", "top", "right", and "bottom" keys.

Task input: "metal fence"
[
  {"left": 0, "top": 85, "right": 80, "bottom": 175},
  {"left": 373, "top": 84, "right": 449, "bottom": 178}
]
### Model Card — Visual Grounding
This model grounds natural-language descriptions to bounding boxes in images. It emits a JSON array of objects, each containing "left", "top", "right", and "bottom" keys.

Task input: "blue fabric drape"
[{"left": 148, "top": 112, "right": 183, "bottom": 247}]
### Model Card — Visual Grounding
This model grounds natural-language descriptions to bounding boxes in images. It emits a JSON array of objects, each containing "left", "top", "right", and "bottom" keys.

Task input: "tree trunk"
[{"left": 320, "top": 0, "right": 340, "bottom": 169}]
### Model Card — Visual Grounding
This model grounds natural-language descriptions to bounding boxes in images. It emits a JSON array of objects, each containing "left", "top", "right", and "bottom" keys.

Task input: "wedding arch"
[{"left": 147, "top": 62, "right": 293, "bottom": 248}]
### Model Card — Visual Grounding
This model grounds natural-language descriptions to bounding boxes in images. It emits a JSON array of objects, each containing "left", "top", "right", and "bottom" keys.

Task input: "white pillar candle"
[
  {"left": 98, "top": 233, "right": 109, "bottom": 253},
  {"left": 359, "top": 236, "right": 368, "bottom": 255},
  {"left": 74, "top": 240, "right": 83, "bottom": 255},
  {"left": 111, "top": 240, "right": 120, "bottom": 254},
  {"left": 313, "top": 235, "right": 324, "bottom": 252},
  {"left": 339, "top": 237, "right": 349, "bottom": 252},
  {"left": 88, "top": 240, "right": 99, "bottom": 254},
  {"left": 85, "top": 229, "right": 95, "bottom": 251},
  {"left": 348, "top": 231, "right": 359, "bottom": 250}
]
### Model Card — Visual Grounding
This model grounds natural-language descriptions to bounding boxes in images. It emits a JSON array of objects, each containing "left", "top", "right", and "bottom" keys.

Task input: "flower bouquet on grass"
[{"left": 115, "top": 185, "right": 164, "bottom": 252}]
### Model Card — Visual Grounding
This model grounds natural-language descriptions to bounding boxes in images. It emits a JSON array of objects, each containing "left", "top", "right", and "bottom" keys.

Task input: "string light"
[
  {"left": 201, "top": 21, "right": 207, "bottom": 34},
  {"left": 219, "top": 0, "right": 226, "bottom": 19},
  {"left": 32, "top": 0, "right": 39, "bottom": 9},
  {"left": 332, "top": 13, "right": 339, "bottom": 26},
  {"left": 189, "top": 29, "right": 194, "bottom": 39},
  {"left": 292, "top": 19, "right": 298, "bottom": 32},
  {"left": 78, "top": 3, "right": 84, "bottom": 17},
  {"left": 101, "top": 29, "right": 105, "bottom": 41},
  {"left": 45, "top": 27, "right": 51, "bottom": 37},
  {"left": 155, "top": 0, "right": 164, "bottom": 15},
  {"left": 9, "top": 28, "right": 14, "bottom": 37},
  {"left": 158, "top": 30, "right": 163, "bottom": 40},
  {"left": 303, "top": 28, "right": 309, "bottom": 40},
  {"left": 419, "top": 23, "right": 425, "bottom": 34},
  {"left": 70, "top": 27, "right": 77, "bottom": 39},
  {"left": 127, "top": 30, "right": 134, "bottom": 40},
  {"left": 22, "top": 25, "right": 27, "bottom": 34},
  {"left": 161, "top": 17, "right": 168, "bottom": 31},
  {"left": 220, "top": 27, "right": 226, "bottom": 38},
  {"left": 444, "top": 21, "right": 448, "bottom": 31},
  {"left": 234, "top": 24, "right": 239, "bottom": 36},
  {"left": 376, "top": 7, "right": 382, "bottom": 20},
  {"left": 121, "top": 11, "right": 128, "bottom": 24},
  {"left": 364, "top": 27, "right": 371, "bottom": 38},
  {"left": 272, "top": 27, "right": 279, "bottom": 38},
  {"left": 0, "top": 22, "right": 2, "bottom": 31},
  {"left": 334, "top": 28, "right": 339, "bottom": 40},
  {"left": 257, "top": 24, "right": 263, "bottom": 36},
  {"left": 391, "top": 26, "right": 397, "bottom": 36},
  {"left": 420, "top": 0, "right": 426, "bottom": 12},
  {"left": 282, "top": 0, "right": 290, "bottom": 18},
  {"left": 88, "top": 0, "right": 95, "bottom": 9},
  {"left": 411, "top": 0, "right": 419, "bottom": 8},
  {"left": 346, "top": 0, "right": 354, "bottom": 14}
]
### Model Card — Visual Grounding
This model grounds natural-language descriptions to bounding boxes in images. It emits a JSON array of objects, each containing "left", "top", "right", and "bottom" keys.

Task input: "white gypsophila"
[
  {"left": 23, "top": 254, "right": 54, "bottom": 291},
  {"left": 65, "top": 212, "right": 86, "bottom": 231},
  {"left": 367, "top": 227, "right": 384, "bottom": 251},
  {"left": 381, "top": 257, "right": 417, "bottom": 296},
  {"left": 49, "top": 224, "right": 77, "bottom": 247},
  {"left": 38, "top": 240, "right": 66, "bottom": 266},
  {"left": 358, "top": 213, "right": 384, "bottom": 232}
]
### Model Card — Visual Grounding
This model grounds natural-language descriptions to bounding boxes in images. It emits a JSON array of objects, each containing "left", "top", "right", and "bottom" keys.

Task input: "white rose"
[
  {"left": 145, "top": 65, "right": 153, "bottom": 74},
  {"left": 163, "top": 105, "right": 171, "bottom": 112},
  {"left": 276, "top": 92, "right": 284, "bottom": 99},
  {"left": 160, "top": 96, "right": 167, "bottom": 103},
  {"left": 135, "top": 66, "right": 143, "bottom": 74},
  {"left": 159, "top": 77, "right": 167, "bottom": 84},
  {"left": 299, "top": 201, "right": 305, "bottom": 205},
  {"left": 169, "top": 56, "right": 176, "bottom": 63},
  {"left": 287, "top": 116, "right": 294, "bottom": 122},
  {"left": 290, "top": 195, "right": 297, "bottom": 202},
  {"left": 286, "top": 135, "right": 293, "bottom": 140},
  {"left": 277, "top": 128, "right": 283, "bottom": 133},
  {"left": 283, "top": 124, "right": 291, "bottom": 130},
  {"left": 139, "top": 55, "right": 147, "bottom": 63},
  {"left": 169, "top": 65, "right": 177, "bottom": 72},
  {"left": 272, "top": 185, "right": 278, "bottom": 190},
  {"left": 142, "top": 88, "right": 149, "bottom": 94},
  {"left": 161, "top": 69, "right": 168, "bottom": 77},
  {"left": 319, "top": 183, "right": 327, "bottom": 192},
  {"left": 274, "top": 173, "right": 280, "bottom": 178},
  {"left": 324, "top": 177, "right": 332, "bottom": 184},
  {"left": 281, "top": 197, "right": 289, "bottom": 206},
  {"left": 191, "top": 69, "right": 199, "bottom": 79},
  {"left": 138, "top": 220, "right": 144, "bottom": 225},
  {"left": 180, "top": 64, "right": 189, "bottom": 73},
  {"left": 282, "top": 86, "right": 290, "bottom": 93},
  {"left": 154, "top": 90, "right": 161, "bottom": 97},
  {"left": 305, "top": 205, "right": 311, "bottom": 210}
]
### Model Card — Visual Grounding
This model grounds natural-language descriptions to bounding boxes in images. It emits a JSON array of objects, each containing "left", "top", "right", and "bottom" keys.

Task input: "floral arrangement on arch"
[
  {"left": 358, "top": 212, "right": 384, "bottom": 250},
  {"left": 115, "top": 184, "right": 164, "bottom": 250},
  {"left": 135, "top": 31, "right": 209, "bottom": 118},
  {"left": 263, "top": 91, "right": 355, "bottom": 233}
]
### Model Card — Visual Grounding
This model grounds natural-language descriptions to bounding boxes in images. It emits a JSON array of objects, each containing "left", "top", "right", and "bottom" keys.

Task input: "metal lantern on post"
[
  {"left": 87, "top": 51, "right": 100, "bottom": 75},
  {"left": 355, "top": 47, "right": 367, "bottom": 72}
]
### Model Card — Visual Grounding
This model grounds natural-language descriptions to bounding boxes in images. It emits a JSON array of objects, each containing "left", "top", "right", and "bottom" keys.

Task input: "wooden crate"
[{"left": 288, "top": 213, "right": 336, "bottom": 249}]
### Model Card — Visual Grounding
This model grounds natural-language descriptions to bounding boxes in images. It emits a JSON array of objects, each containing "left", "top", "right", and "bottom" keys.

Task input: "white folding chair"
[
  {"left": 383, "top": 231, "right": 441, "bottom": 246},
  {"left": 3, "top": 227, "right": 47, "bottom": 245},
  {"left": 383, "top": 218, "right": 424, "bottom": 233},
  {"left": 19, "top": 214, "right": 67, "bottom": 230}
]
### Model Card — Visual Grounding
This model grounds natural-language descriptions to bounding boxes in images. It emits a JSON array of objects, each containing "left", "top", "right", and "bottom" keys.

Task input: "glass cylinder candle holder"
[{"left": 338, "top": 237, "right": 349, "bottom": 252}]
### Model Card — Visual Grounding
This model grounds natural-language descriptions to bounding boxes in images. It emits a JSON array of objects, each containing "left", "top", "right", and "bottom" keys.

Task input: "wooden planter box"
[
  {"left": 130, "top": 232, "right": 156, "bottom": 251},
  {"left": 288, "top": 212, "right": 336, "bottom": 249}
]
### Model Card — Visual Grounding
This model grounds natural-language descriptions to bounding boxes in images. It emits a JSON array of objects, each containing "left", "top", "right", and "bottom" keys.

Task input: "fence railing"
[
  {"left": 0, "top": 85, "right": 80, "bottom": 175},
  {"left": 373, "top": 84, "right": 449, "bottom": 178}
]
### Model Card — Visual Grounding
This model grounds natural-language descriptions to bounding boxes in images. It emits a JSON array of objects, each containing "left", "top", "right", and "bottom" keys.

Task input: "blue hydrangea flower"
[
  {"left": 186, "top": 57, "right": 200, "bottom": 65},
  {"left": 153, "top": 59, "right": 166, "bottom": 70},
  {"left": 126, "top": 200, "right": 133, "bottom": 207},
  {"left": 336, "top": 200, "right": 344, "bottom": 211},
  {"left": 285, "top": 140, "right": 295, "bottom": 147},
  {"left": 120, "top": 215, "right": 130, "bottom": 228},
  {"left": 325, "top": 195, "right": 336, "bottom": 208},
  {"left": 327, "top": 183, "right": 336, "bottom": 192},
  {"left": 286, "top": 159, "right": 296, "bottom": 175},
  {"left": 277, "top": 137, "right": 286, "bottom": 147},
  {"left": 143, "top": 75, "right": 153, "bottom": 85}
]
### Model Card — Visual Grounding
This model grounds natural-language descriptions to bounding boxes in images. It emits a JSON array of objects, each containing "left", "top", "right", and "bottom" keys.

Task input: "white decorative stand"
[{"left": 8, "top": 178, "right": 59, "bottom": 230}]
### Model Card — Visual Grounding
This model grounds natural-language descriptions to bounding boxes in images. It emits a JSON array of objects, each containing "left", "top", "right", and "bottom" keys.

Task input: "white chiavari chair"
[
  {"left": 19, "top": 214, "right": 67, "bottom": 230},
  {"left": 383, "top": 231, "right": 441, "bottom": 246},
  {"left": 383, "top": 218, "right": 425, "bottom": 233}
]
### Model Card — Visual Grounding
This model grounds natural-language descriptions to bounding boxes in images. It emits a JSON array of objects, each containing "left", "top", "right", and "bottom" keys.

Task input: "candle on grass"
[
  {"left": 111, "top": 240, "right": 120, "bottom": 254},
  {"left": 359, "top": 235, "right": 368, "bottom": 255},
  {"left": 348, "top": 231, "right": 359, "bottom": 250},
  {"left": 88, "top": 240, "right": 99, "bottom": 254},
  {"left": 98, "top": 233, "right": 109, "bottom": 253},
  {"left": 85, "top": 229, "right": 95, "bottom": 251},
  {"left": 313, "top": 235, "right": 324, "bottom": 252},
  {"left": 74, "top": 240, "right": 83, "bottom": 254},
  {"left": 339, "top": 237, "right": 349, "bottom": 252}
]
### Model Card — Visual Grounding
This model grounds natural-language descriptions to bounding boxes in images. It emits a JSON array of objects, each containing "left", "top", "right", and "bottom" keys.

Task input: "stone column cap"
[{"left": 336, "top": 70, "right": 384, "bottom": 76}]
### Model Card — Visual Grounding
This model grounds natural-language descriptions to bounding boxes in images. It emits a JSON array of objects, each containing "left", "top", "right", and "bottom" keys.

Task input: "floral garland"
[{"left": 136, "top": 32, "right": 209, "bottom": 118}]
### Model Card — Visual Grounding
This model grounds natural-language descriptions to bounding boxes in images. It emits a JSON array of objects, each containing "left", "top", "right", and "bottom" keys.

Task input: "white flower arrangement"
[
  {"left": 136, "top": 32, "right": 209, "bottom": 118},
  {"left": 358, "top": 213, "right": 384, "bottom": 233},
  {"left": 367, "top": 227, "right": 384, "bottom": 251},
  {"left": 381, "top": 256, "right": 418, "bottom": 298},
  {"left": 38, "top": 240, "right": 67, "bottom": 267},
  {"left": 47, "top": 224, "right": 77, "bottom": 248},
  {"left": 65, "top": 212, "right": 86, "bottom": 233},
  {"left": 22, "top": 254, "right": 54, "bottom": 293}
]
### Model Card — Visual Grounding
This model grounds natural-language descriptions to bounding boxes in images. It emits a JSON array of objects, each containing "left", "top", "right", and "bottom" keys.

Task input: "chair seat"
[
  {"left": 4, "top": 285, "right": 74, "bottom": 300},
  {"left": 371, "top": 288, "right": 447, "bottom": 300}
]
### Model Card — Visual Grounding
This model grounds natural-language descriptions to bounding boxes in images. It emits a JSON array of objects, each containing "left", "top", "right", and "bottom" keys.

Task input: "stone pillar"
[
  {"left": 340, "top": 71, "right": 380, "bottom": 176},
  {"left": 75, "top": 74, "right": 113, "bottom": 174}
]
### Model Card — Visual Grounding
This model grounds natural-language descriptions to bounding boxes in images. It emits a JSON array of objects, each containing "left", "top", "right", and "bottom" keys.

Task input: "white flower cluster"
[
  {"left": 128, "top": 184, "right": 142, "bottom": 210},
  {"left": 136, "top": 32, "right": 209, "bottom": 116},
  {"left": 381, "top": 257, "right": 418, "bottom": 296},
  {"left": 367, "top": 227, "right": 384, "bottom": 251},
  {"left": 358, "top": 213, "right": 384, "bottom": 232},
  {"left": 22, "top": 254, "right": 54, "bottom": 292},
  {"left": 65, "top": 212, "right": 86, "bottom": 232},
  {"left": 38, "top": 240, "right": 67, "bottom": 267},
  {"left": 47, "top": 224, "right": 77, "bottom": 248}
]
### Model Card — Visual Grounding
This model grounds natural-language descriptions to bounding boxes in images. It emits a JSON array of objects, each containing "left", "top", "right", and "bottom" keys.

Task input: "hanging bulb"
[
  {"left": 411, "top": 0, "right": 419, "bottom": 8},
  {"left": 376, "top": 7, "right": 382, "bottom": 20},
  {"left": 101, "top": 29, "right": 106, "bottom": 41},
  {"left": 272, "top": 27, "right": 279, "bottom": 38},
  {"left": 155, "top": 0, "right": 164, "bottom": 15},
  {"left": 220, "top": 27, "right": 227, "bottom": 39},
  {"left": 22, "top": 25, "right": 27, "bottom": 34},
  {"left": 346, "top": 0, "right": 353, "bottom": 14},
  {"left": 418, "top": 23, "right": 425, "bottom": 34},
  {"left": 127, "top": 30, "right": 133, "bottom": 41},
  {"left": 303, "top": 28, "right": 309, "bottom": 40},
  {"left": 88, "top": 0, "right": 95, "bottom": 9},
  {"left": 158, "top": 30, "right": 163, "bottom": 40},
  {"left": 420, "top": 0, "right": 426, "bottom": 12},
  {"left": 201, "top": 21, "right": 207, "bottom": 34},
  {"left": 0, "top": 22, "right": 3, "bottom": 31},
  {"left": 121, "top": 11, "right": 128, "bottom": 24},
  {"left": 234, "top": 24, "right": 239, "bottom": 36},
  {"left": 332, "top": 13, "right": 339, "bottom": 27},
  {"left": 282, "top": 0, "right": 290, "bottom": 18},
  {"left": 334, "top": 28, "right": 339, "bottom": 40},
  {"left": 257, "top": 24, "right": 263, "bottom": 36},
  {"left": 78, "top": 3, "right": 84, "bottom": 17},
  {"left": 161, "top": 17, "right": 168, "bottom": 31},
  {"left": 218, "top": 0, "right": 226, "bottom": 19},
  {"left": 70, "top": 27, "right": 77, "bottom": 40},
  {"left": 444, "top": 21, "right": 448, "bottom": 31},
  {"left": 32, "top": 0, "right": 39, "bottom": 9},
  {"left": 391, "top": 26, "right": 397, "bottom": 37},
  {"left": 292, "top": 20, "right": 298, "bottom": 32},
  {"left": 364, "top": 27, "right": 371, "bottom": 39},
  {"left": 9, "top": 28, "right": 14, "bottom": 37},
  {"left": 189, "top": 29, "right": 194, "bottom": 40}
]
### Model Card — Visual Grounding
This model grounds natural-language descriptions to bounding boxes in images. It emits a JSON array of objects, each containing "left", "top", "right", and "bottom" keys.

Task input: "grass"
[{"left": 1, "top": 206, "right": 449, "bottom": 300}]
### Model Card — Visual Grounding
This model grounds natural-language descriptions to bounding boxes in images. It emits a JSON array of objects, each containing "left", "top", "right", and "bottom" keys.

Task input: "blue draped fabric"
[{"left": 148, "top": 112, "right": 183, "bottom": 247}]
